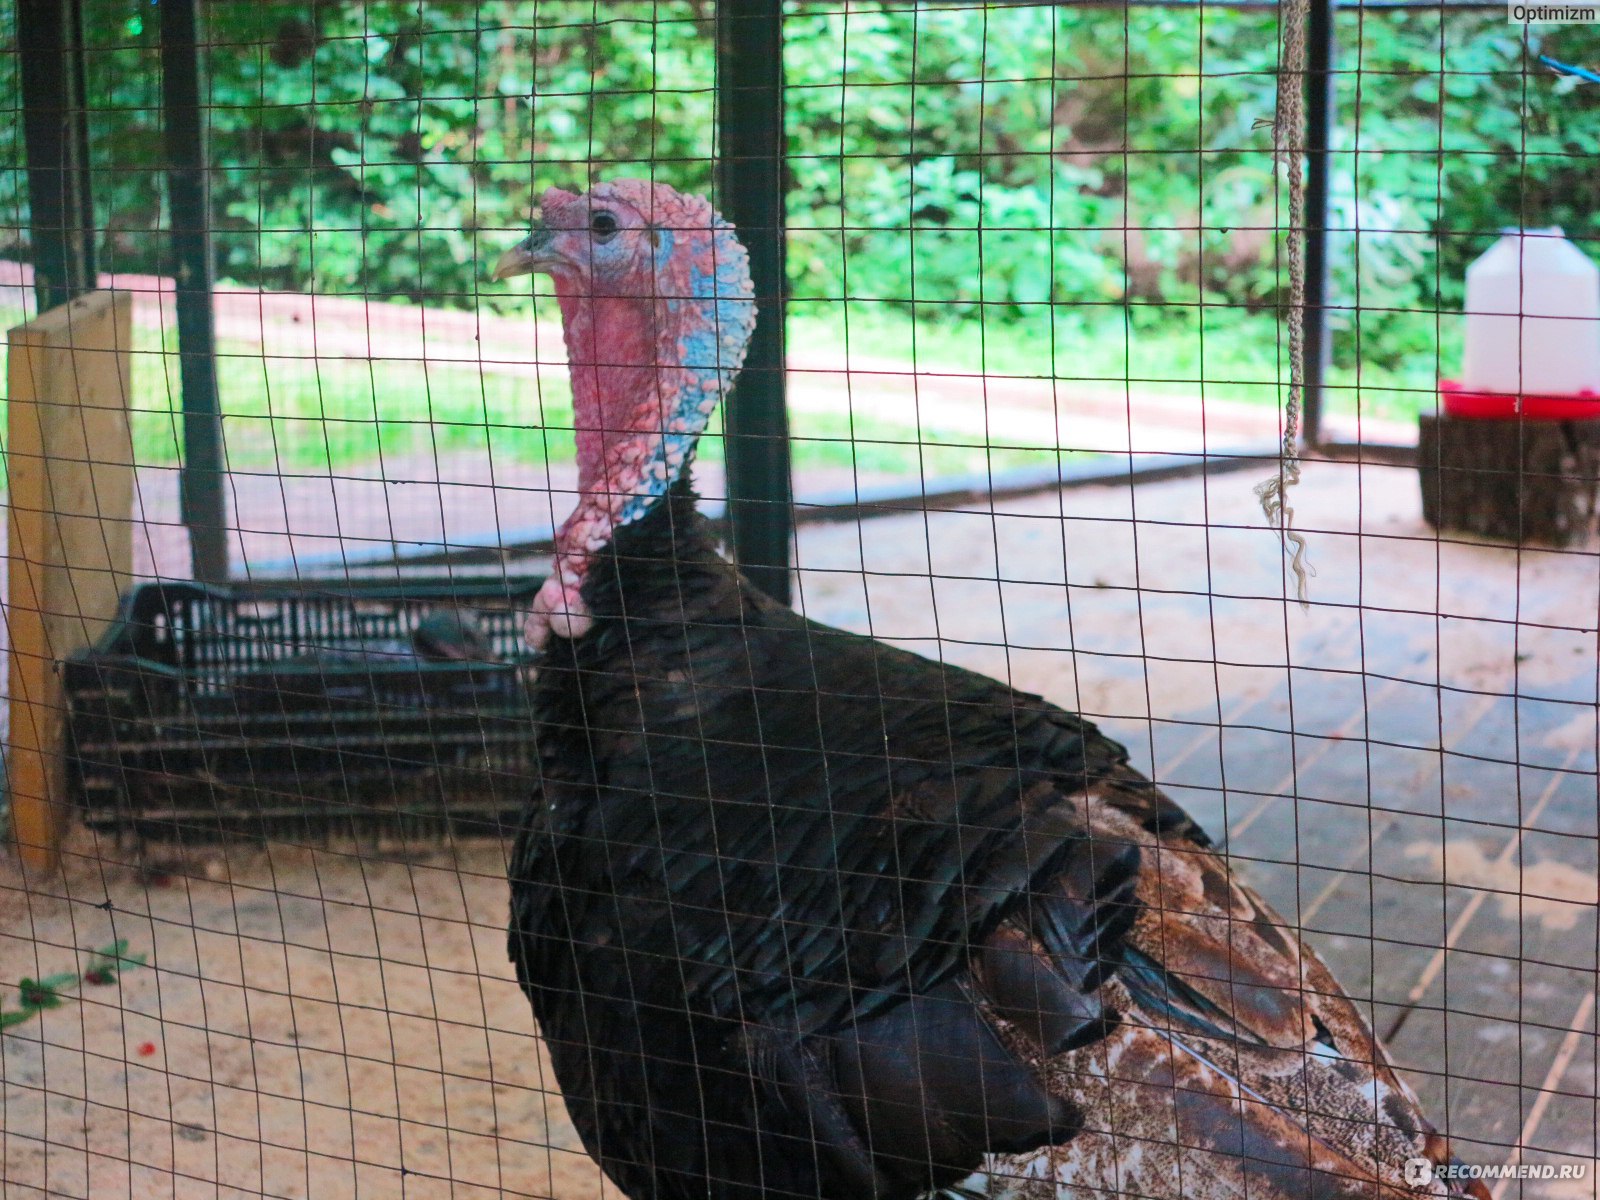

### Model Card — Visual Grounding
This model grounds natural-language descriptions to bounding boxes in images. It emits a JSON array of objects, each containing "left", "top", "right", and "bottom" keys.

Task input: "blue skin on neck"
[{"left": 615, "top": 225, "right": 756, "bottom": 526}]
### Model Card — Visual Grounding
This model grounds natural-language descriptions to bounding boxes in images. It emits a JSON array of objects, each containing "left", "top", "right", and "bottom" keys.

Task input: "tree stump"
[{"left": 1418, "top": 413, "right": 1600, "bottom": 546}]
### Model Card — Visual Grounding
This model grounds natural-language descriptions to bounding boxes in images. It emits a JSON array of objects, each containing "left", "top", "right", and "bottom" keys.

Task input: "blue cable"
[{"left": 1539, "top": 54, "right": 1600, "bottom": 84}]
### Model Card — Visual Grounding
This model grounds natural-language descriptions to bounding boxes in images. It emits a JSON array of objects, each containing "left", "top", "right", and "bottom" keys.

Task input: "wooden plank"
[
  {"left": 7, "top": 289, "right": 134, "bottom": 872},
  {"left": 1164, "top": 613, "right": 1597, "bottom": 1163},
  {"left": 1309, "top": 714, "right": 1599, "bottom": 1164}
]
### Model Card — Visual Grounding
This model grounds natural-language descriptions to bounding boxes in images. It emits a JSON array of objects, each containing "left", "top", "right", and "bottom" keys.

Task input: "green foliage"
[
  {"left": 0, "top": 940, "right": 149, "bottom": 1030},
  {"left": 1331, "top": 13, "right": 1600, "bottom": 370},
  {"left": 782, "top": 3, "right": 1286, "bottom": 321},
  {"left": 50, "top": 1, "right": 718, "bottom": 307},
  {"left": 2, "top": 1, "right": 1597, "bottom": 431}
]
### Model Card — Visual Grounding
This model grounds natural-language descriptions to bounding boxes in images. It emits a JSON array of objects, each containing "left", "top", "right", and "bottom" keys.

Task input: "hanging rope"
[{"left": 1259, "top": 0, "right": 1315, "bottom": 606}]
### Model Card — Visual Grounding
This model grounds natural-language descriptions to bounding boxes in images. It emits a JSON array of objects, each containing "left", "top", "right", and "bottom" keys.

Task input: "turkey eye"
[{"left": 590, "top": 211, "right": 619, "bottom": 241}]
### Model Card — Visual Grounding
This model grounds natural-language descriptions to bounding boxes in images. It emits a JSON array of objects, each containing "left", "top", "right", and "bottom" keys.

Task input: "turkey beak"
[{"left": 492, "top": 221, "right": 556, "bottom": 281}]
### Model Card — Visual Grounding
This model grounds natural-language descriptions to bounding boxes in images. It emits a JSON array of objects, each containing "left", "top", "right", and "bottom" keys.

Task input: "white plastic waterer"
[{"left": 1461, "top": 227, "right": 1600, "bottom": 397}]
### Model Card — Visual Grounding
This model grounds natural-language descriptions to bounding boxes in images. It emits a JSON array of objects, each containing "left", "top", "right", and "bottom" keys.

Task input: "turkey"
[{"left": 494, "top": 179, "right": 1484, "bottom": 1200}]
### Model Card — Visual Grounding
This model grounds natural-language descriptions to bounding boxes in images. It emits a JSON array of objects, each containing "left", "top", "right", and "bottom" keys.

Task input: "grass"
[
  {"left": 788, "top": 299, "right": 1459, "bottom": 425},
  {"left": 1, "top": 297, "right": 1451, "bottom": 484}
]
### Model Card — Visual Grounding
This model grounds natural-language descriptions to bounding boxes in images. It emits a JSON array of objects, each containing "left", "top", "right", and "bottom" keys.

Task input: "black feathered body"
[
  {"left": 509, "top": 482, "right": 1457, "bottom": 1200},
  {"left": 509, "top": 483, "right": 1145, "bottom": 1199}
]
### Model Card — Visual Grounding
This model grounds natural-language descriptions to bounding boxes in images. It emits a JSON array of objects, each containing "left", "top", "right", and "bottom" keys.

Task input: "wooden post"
[
  {"left": 7, "top": 290, "right": 134, "bottom": 872},
  {"left": 1418, "top": 412, "right": 1600, "bottom": 546}
]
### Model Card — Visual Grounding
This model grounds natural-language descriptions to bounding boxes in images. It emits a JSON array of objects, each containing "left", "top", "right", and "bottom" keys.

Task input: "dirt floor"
[{"left": 4, "top": 458, "right": 1598, "bottom": 1198}]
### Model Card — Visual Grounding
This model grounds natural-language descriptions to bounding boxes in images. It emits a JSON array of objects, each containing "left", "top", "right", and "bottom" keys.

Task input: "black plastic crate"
[{"left": 64, "top": 577, "right": 544, "bottom": 841}]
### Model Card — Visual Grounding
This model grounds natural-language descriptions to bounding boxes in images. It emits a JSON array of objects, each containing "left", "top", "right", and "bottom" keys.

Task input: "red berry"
[{"left": 137, "top": 1041, "right": 156, "bottom": 1057}]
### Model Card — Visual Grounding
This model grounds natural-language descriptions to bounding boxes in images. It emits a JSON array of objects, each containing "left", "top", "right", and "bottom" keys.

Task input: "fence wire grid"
[{"left": 2, "top": 3, "right": 1599, "bottom": 1200}]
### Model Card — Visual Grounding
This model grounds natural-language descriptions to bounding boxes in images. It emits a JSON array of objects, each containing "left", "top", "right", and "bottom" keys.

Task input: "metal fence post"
[
  {"left": 17, "top": 0, "right": 96, "bottom": 315},
  {"left": 161, "top": 0, "right": 230, "bottom": 583},
  {"left": 716, "top": 0, "right": 793, "bottom": 604},
  {"left": 1301, "top": 0, "right": 1337, "bottom": 447}
]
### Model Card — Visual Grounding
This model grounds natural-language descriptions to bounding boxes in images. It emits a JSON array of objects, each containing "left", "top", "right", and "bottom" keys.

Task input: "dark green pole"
[
  {"left": 17, "top": 0, "right": 96, "bottom": 314},
  {"left": 1300, "top": 0, "right": 1335, "bottom": 448},
  {"left": 161, "top": 0, "right": 229, "bottom": 583},
  {"left": 716, "top": 0, "right": 792, "bottom": 604}
]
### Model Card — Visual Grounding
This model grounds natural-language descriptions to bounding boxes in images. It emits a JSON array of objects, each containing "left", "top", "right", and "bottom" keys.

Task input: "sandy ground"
[{"left": 5, "top": 459, "right": 1600, "bottom": 1198}]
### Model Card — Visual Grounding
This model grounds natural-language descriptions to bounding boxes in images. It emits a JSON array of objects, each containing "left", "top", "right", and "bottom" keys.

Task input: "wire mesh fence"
[{"left": 2, "top": 2, "right": 1598, "bottom": 1199}]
